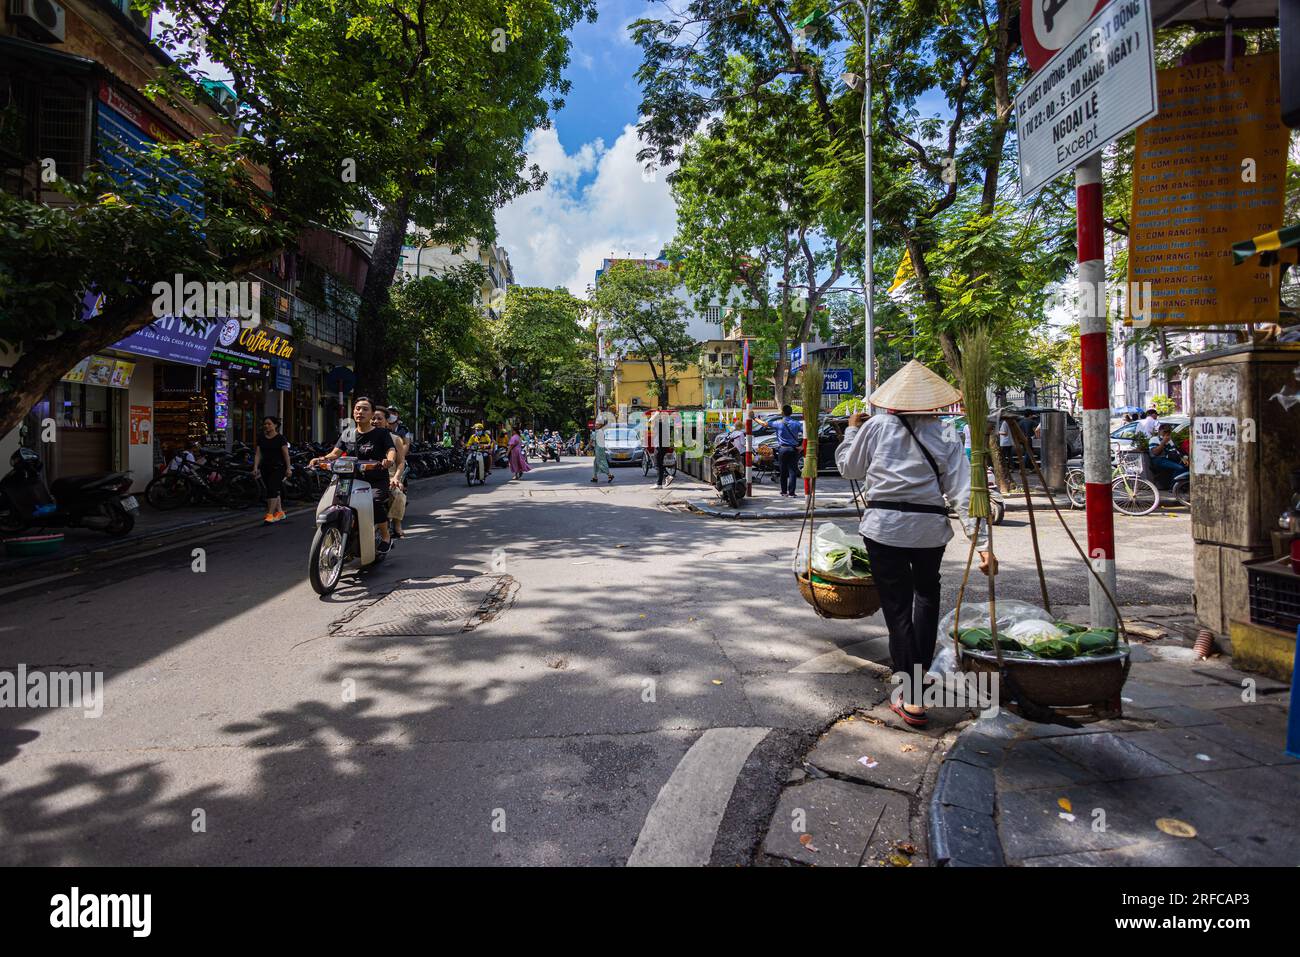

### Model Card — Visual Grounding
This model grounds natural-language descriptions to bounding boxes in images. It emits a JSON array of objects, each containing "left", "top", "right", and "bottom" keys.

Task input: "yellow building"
[{"left": 612, "top": 359, "right": 703, "bottom": 409}]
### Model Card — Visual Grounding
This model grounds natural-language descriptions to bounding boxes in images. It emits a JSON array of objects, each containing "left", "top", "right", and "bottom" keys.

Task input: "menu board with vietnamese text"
[{"left": 1127, "top": 55, "right": 1289, "bottom": 326}]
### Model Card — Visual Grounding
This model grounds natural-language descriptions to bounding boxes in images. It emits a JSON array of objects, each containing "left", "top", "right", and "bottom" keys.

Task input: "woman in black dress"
[{"left": 253, "top": 416, "right": 292, "bottom": 524}]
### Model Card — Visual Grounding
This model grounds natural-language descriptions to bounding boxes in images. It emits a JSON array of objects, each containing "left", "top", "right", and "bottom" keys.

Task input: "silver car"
[{"left": 602, "top": 427, "right": 645, "bottom": 466}]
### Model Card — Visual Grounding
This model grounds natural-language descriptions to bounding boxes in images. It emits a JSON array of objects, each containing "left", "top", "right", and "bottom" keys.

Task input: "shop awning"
[{"left": 1232, "top": 223, "right": 1300, "bottom": 266}]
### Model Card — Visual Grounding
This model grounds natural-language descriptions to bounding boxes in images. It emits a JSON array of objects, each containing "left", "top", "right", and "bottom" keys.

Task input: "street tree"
[
  {"left": 0, "top": 1, "right": 594, "bottom": 437},
  {"left": 589, "top": 262, "right": 695, "bottom": 409},
  {"left": 663, "top": 71, "right": 850, "bottom": 405},
  {"left": 483, "top": 286, "right": 591, "bottom": 427}
]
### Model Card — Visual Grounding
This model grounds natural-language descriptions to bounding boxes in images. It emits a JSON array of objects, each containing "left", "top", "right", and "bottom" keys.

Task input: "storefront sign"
[
  {"left": 213, "top": 370, "right": 230, "bottom": 430},
  {"left": 274, "top": 358, "right": 293, "bottom": 391},
  {"left": 211, "top": 320, "right": 295, "bottom": 371},
  {"left": 63, "top": 355, "right": 135, "bottom": 389},
  {"left": 82, "top": 290, "right": 225, "bottom": 367},
  {"left": 1015, "top": 0, "right": 1157, "bottom": 197},
  {"left": 1127, "top": 55, "right": 1290, "bottom": 326},
  {"left": 129, "top": 405, "right": 152, "bottom": 446}
]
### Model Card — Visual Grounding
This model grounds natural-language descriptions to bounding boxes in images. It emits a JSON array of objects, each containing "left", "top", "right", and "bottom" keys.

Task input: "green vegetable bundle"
[{"left": 956, "top": 624, "right": 1120, "bottom": 660}]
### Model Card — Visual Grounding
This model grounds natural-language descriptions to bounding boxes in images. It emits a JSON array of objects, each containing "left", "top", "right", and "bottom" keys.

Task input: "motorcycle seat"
[{"left": 52, "top": 472, "right": 128, "bottom": 496}]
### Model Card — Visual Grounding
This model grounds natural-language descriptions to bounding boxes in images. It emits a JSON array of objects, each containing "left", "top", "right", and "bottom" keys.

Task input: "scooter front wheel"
[{"left": 309, "top": 526, "right": 347, "bottom": 595}]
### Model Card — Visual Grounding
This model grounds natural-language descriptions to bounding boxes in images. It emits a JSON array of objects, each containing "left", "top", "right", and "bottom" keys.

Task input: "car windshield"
[
  {"left": 606, "top": 428, "right": 639, "bottom": 442},
  {"left": 1111, "top": 423, "right": 1138, "bottom": 439}
]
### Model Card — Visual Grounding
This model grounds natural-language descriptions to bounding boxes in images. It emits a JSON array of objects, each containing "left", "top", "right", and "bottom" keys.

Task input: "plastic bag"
[
  {"left": 809, "top": 523, "right": 871, "bottom": 579},
  {"left": 928, "top": 644, "right": 957, "bottom": 676},
  {"left": 1005, "top": 619, "right": 1066, "bottom": 646},
  {"left": 938, "top": 599, "right": 1053, "bottom": 640}
]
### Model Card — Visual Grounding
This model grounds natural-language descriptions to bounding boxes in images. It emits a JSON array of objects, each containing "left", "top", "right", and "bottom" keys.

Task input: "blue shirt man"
[{"left": 773, "top": 405, "right": 803, "bottom": 497}]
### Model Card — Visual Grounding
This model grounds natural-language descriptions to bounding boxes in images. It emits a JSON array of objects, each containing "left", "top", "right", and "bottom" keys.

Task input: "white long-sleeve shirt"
[{"left": 835, "top": 414, "right": 987, "bottom": 549}]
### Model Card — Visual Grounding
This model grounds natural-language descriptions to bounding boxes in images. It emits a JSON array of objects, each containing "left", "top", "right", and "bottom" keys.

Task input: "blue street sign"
[
  {"left": 822, "top": 368, "right": 854, "bottom": 395},
  {"left": 275, "top": 358, "right": 293, "bottom": 391},
  {"left": 789, "top": 345, "right": 803, "bottom": 374}
]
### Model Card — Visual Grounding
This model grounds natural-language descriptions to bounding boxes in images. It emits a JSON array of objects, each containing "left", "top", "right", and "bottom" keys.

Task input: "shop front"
[{"left": 205, "top": 320, "right": 296, "bottom": 446}]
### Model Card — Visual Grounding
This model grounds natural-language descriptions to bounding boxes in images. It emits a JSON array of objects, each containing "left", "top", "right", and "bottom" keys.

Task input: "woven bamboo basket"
[
  {"left": 796, "top": 571, "right": 882, "bottom": 620},
  {"left": 958, "top": 646, "right": 1132, "bottom": 720}
]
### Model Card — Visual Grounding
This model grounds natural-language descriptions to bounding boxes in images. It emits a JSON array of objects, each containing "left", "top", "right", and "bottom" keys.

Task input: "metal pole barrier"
[
  {"left": 1077, "top": 154, "right": 1117, "bottom": 630},
  {"left": 745, "top": 403, "right": 753, "bottom": 496}
]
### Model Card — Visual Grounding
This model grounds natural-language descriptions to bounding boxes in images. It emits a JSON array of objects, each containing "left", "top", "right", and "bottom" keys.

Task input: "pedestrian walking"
[
  {"left": 253, "top": 416, "right": 291, "bottom": 525},
  {"left": 772, "top": 404, "right": 803, "bottom": 497},
  {"left": 835, "top": 361, "right": 995, "bottom": 728},
  {"left": 649, "top": 408, "right": 674, "bottom": 488},
  {"left": 508, "top": 427, "right": 532, "bottom": 480},
  {"left": 590, "top": 403, "right": 615, "bottom": 484}
]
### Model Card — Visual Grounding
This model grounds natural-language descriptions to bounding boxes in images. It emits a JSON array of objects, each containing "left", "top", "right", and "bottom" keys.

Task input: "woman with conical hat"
[{"left": 835, "top": 360, "right": 996, "bottom": 729}]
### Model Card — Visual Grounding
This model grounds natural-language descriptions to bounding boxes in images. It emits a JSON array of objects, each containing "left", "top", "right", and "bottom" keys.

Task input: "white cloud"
[{"left": 496, "top": 123, "right": 677, "bottom": 295}]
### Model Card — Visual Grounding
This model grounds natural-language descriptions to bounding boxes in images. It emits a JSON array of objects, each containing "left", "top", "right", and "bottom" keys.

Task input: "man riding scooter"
[
  {"left": 465, "top": 423, "right": 494, "bottom": 479},
  {"left": 308, "top": 396, "right": 400, "bottom": 554}
]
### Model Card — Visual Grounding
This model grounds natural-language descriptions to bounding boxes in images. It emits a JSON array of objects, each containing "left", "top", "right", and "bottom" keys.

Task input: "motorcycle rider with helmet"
[{"left": 308, "top": 396, "right": 400, "bottom": 553}]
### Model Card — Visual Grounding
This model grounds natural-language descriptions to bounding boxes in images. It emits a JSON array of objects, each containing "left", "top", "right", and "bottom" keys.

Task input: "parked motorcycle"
[
  {"left": 308, "top": 457, "right": 390, "bottom": 595},
  {"left": 541, "top": 439, "right": 561, "bottom": 463},
  {"left": 0, "top": 447, "right": 138, "bottom": 537},
  {"left": 710, "top": 434, "right": 746, "bottom": 508}
]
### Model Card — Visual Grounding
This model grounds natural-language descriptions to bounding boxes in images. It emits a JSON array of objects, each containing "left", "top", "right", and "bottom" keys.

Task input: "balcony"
[{"left": 298, "top": 300, "right": 357, "bottom": 350}]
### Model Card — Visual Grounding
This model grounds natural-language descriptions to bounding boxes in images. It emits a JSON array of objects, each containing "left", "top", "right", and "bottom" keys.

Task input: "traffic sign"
[
  {"left": 789, "top": 345, "right": 803, "bottom": 374},
  {"left": 822, "top": 368, "right": 855, "bottom": 395},
  {"left": 1021, "top": 0, "right": 1108, "bottom": 71},
  {"left": 1015, "top": 0, "right": 1156, "bottom": 197}
]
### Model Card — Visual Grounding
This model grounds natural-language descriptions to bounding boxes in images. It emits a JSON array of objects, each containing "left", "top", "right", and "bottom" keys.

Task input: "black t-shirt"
[
  {"left": 256, "top": 433, "right": 289, "bottom": 472},
  {"left": 335, "top": 426, "right": 395, "bottom": 464}
]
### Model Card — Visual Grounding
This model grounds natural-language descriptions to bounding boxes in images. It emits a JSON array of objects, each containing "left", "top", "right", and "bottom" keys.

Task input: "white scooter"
[{"left": 308, "top": 457, "right": 389, "bottom": 595}]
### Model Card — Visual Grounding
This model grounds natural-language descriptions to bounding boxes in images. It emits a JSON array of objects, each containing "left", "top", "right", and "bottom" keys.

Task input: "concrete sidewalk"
[{"left": 758, "top": 606, "right": 1298, "bottom": 866}]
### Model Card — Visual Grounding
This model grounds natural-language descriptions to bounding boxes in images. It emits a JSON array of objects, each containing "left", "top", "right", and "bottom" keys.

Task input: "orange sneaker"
[
  {"left": 273, "top": 511, "right": 286, "bottom": 522},
  {"left": 263, "top": 512, "right": 275, "bottom": 524}
]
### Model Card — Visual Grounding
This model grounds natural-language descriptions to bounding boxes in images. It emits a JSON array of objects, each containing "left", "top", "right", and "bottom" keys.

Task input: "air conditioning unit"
[
  {"left": 8, "top": 0, "right": 66, "bottom": 43},
  {"left": 109, "top": 0, "right": 149, "bottom": 34},
  {"left": 630, "top": 397, "right": 641, "bottom": 407}
]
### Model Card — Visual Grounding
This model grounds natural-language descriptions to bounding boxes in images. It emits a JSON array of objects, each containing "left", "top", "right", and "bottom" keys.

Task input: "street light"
[{"left": 797, "top": 1, "right": 875, "bottom": 406}]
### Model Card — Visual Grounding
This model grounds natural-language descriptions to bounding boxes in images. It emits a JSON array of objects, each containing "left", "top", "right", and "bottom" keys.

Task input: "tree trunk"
[{"left": 355, "top": 185, "right": 416, "bottom": 401}]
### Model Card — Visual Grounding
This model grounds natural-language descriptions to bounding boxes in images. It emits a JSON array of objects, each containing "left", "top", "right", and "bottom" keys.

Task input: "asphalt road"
[{"left": 0, "top": 457, "right": 1193, "bottom": 865}]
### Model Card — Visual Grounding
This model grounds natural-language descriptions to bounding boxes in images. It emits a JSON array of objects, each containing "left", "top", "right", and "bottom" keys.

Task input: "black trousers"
[
  {"left": 778, "top": 448, "right": 800, "bottom": 495},
  {"left": 654, "top": 446, "right": 669, "bottom": 485},
  {"left": 863, "top": 536, "right": 946, "bottom": 704}
]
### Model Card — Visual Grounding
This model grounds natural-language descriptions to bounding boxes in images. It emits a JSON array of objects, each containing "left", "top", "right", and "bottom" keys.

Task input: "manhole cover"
[{"left": 332, "top": 574, "right": 516, "bottom": 636}]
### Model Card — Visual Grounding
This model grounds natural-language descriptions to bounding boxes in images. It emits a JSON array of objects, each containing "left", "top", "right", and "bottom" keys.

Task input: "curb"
[{"left": 927, "top": 714, "right": 1015, "bottom": 867}]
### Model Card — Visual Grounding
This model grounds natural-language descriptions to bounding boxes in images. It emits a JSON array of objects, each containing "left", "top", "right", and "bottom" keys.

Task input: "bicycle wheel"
[
  {"left": 146, "top": 474, "right": 191, "bottom": 510},
  {"left": 1065, "top": 469, "right": 1086, "bottom": 509},
  {"left": 1111, "top": 475, "right": 1159, "bottom": 516},
  {"left": 1173, "top": 475, "right": 1191, "bottom": 508},
  {"left": 223, "top": 473, "right": 261, "bottom": 508}
]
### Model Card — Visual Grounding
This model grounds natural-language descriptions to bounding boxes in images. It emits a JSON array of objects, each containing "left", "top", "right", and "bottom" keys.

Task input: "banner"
[{"left": 1127, "top": 55, "right": 1289, "bottom": 326}]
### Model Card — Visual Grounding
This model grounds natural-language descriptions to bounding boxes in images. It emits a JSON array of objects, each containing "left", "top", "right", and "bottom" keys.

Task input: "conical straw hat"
[{"left": 869, "top": 360, "right": 961, "bottom": 413}]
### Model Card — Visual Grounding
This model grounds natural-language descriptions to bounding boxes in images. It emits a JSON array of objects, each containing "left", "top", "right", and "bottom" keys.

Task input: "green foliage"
[
  {"left": 590, "top": 261, "right": 695, "bottom": 407},
  {"left": 1151, "top": 394, "right": 1175, "bottom": 417}
]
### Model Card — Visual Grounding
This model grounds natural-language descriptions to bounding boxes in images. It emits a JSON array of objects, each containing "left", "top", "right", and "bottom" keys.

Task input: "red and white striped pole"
[
  {"left": 744, "top": 339, "right": 753, "bottom": 496},
  {"left": 1076, "top": 154, "right": 1117, "bottom": 629}
]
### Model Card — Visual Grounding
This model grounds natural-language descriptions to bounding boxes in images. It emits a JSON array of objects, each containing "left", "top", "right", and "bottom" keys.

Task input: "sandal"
[{"left": 890, "top": 699, "right": 929, "bottom": 728}]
